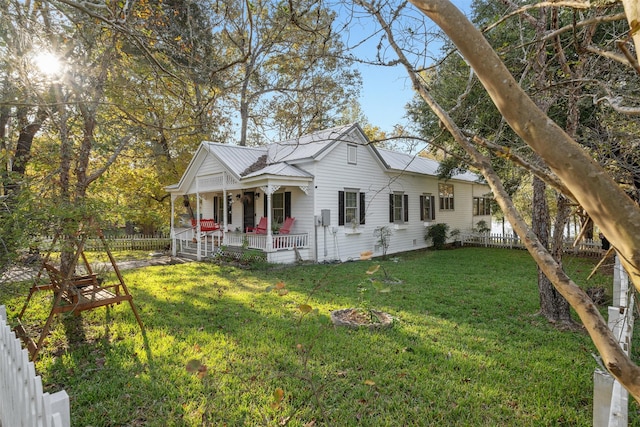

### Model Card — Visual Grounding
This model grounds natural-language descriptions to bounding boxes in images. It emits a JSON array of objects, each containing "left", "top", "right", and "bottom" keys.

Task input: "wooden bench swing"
[{"left": 14, "top": 227, "right": 144, "bottom": 361}]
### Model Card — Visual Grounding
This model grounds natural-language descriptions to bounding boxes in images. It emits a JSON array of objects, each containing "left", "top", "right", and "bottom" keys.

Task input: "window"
[
  {"left": 338, "top": 190, "right": 366, "bottom": 226},
  {"left": 345, "top": 191, "right": 358, "bottom": 224},
  {"left": 347, "top": 144, "right": 357, "bottom": 164},
  {"left": 271, "top": 193, "right": 285, "bottom": 224},
  {"left": 473, "top": 196, "right": 491, "bottom": 216},
  {"left": 439, "top": 183, "right": 454, "bottom": 211},
  {"left": 420, "top": 194, "right": 436, "bottom": 221},
  {"left": 213, "top": 196, "right": 232, "bottom": 224},
  {"left": 264, "top": 192, "right": 291, "bottom": 225},
  {"left": 389, "top": 192, "right": 409, "bottom": 223}
]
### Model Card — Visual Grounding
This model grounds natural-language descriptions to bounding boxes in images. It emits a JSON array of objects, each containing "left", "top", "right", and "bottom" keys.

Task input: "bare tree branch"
[
  {"left": 408, "top": 0, "right": 640, "bottom": 401},
  {"left": 486, "top": 1, "right": 592, "bottom": 32},
  {"left": 469, "top": 134, "right": 575, "bottom": 199}
]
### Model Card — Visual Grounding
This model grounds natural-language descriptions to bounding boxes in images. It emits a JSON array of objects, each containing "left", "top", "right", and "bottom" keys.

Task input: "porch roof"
[{"left": 242, "top": 162, "right": 313, "bottom": 179}]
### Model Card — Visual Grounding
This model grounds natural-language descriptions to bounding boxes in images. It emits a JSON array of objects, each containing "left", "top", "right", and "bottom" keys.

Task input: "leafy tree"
[
  {"left": 398, "top": 0, "right": 640, "bottom": 402},
  {"left": 407, "top": 0, "right": 639, "bottom": 326},
  {"left": 220, "top": 0, "right": 361, "bottom": 144}
]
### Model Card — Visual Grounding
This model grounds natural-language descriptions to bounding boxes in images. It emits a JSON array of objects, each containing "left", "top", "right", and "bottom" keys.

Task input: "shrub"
[
  {"left": 474, "top": 220, "right": 491, "bottom": 234},
  {"left": 425, "top": 223, "right": 449, "bottom": 250}
]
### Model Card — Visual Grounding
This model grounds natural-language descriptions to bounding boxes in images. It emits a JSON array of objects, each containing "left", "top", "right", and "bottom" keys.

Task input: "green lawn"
[{"left": 1, "top": 247, "right": 636, "bottom": 426}]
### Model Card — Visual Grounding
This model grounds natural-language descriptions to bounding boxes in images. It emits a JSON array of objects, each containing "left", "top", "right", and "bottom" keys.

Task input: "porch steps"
[{"left": 175, "top": 241, "right": 219, "bottom": 261}]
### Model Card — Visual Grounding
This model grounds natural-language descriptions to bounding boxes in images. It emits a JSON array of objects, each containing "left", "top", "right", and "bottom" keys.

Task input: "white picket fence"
[
  {"left": 0, "top": 305, "right": 70, "bottom": 427},
  {"left": 460, "top": 233, "right": 602, "bottom": 256},
  {"left": 593, "top": 256, "right": 633, "bottom": 427},
  {"left": 37, "top": 234, "right": 171, "bottom": 252}
]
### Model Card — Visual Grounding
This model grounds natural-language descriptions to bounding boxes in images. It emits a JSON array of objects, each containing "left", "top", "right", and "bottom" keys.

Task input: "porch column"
[
  {"left": 261, "top": 184, "right": 281, "bottom": 252},
  {"left": 196, "top": 189, "right": 201, "bottom": 261},
  {"left": 222, "top": 189, "right": 228, "bottom": 232},
  {"left": 266, "top": 191, "right": 273, "bottom": 251},
  {"left": 170, "top": 195, "right": 176, "bottom": 256},
  {"left": 222, "top": 171, "right": 228, "bottom": 233}
]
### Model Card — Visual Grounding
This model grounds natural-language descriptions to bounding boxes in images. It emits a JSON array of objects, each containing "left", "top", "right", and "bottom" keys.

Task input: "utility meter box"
[{"left": 321, "top": 209, "right": 331, "bottom": 226}]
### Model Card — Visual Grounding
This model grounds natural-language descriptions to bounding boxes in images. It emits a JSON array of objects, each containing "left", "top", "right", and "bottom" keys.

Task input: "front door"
[{"left": 243, "top": 191, "right": 255, "bottom": 232}]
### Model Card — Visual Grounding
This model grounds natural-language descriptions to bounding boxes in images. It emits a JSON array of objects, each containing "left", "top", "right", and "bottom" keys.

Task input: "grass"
[{"left": 1, "top": 247, "right": 636, "bottom": 426}]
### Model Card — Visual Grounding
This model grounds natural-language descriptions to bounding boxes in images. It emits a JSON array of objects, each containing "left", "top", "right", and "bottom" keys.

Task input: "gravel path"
[{"left": 1, "top": 255, "right": 192, "bottom": 284}]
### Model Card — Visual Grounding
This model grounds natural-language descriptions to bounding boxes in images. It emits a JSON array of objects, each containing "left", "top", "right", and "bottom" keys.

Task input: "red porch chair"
[
  {"left": 246, "top": 217, "right": 267, "bottom": 234},
  {"left": 279, "top": 217, "right": 295, "bottom": 234},
  {"left": 191, "top": 218, "right": 220, "bottom": 232}
]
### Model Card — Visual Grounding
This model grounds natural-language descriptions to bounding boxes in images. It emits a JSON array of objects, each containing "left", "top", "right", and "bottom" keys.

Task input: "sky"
[{"left": 351, "top": 0, "right": 474, "bottom": 135}]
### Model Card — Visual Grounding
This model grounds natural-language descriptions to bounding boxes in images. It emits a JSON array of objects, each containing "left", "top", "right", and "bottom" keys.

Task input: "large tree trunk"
[
  {"left": 532, "top": 179, "right": 573, "bottom": 325},
  {"left": 524, "top": 4, "right": 574, "bottom": 325},
  {"left": 3, "top": 107, "right": 48, "bottom": 196},
  {"left": 551, "top": 194, "right": 573, "bottom": 325},
  {"left": 532, "top": 177, "right": 554, "bottom": 319}
]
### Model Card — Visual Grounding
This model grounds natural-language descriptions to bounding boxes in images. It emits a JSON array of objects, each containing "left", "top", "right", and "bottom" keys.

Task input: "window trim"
[
  {"left": 347, "top": 144, "right": 357, "bottom": 164},
  {"left": 271, "top": 192, "right": 285, "bottom": 225},
  {"left": 439, "top": 183, "right": 455, "bottom": 211},
  {"left": 389, "top": 192, "right": 409, "bottom": 224},
  {"left": 473, "top": 196, "right": 491, "bottom": 216},
  {"left": 213, "top": 195, "right": 232, "bottom": 224},
  {"left": 338, "top": 189, "right": 366, "bottom": 226},
  {"left": 264, "top": 191, "right": 291, "bottom": 225},
  {"left": 420, "top": 194, "right": 436, "bottom": 222}
]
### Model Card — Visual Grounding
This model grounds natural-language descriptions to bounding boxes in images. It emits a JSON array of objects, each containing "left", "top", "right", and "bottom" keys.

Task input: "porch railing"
[
  {"left": 224, "top": 233, "right": 309, "bottom": 251},
  {"left": 174, "top": 228, "right": 220, "bottom": 258}
]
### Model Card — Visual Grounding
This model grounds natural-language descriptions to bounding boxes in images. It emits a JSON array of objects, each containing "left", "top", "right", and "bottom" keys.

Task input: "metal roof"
[
  {"left": 242, "top": 162, "right": 313, "bottom": 179},
  {"left": 202, "top": 124, "right": 360, "bottom": 179},
  {"left": 203, "top": 142, "right": 266, "bottom": 178},
  {"left": 174, "top": 124, "right": 480, "bottom": 188},
  {"left": 266, "top": 123, "right": 357, "bottom": 163},
  {"left": 377, "top": 148, "right": 481, "bottom": 183}
]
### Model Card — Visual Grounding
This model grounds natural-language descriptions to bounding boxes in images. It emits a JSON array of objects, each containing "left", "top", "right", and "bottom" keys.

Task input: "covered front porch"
[{"left": 167, "top": 161, "right": 314, "bottom": 263}]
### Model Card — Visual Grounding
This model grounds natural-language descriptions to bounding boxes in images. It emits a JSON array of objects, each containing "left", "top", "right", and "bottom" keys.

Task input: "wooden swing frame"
[{"left": 14, "top": 225, "right": 144, "bottom": 361}]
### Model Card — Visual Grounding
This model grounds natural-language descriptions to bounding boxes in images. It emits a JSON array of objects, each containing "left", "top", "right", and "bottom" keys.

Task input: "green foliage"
[
  {"left": 0, "top": 248, "right": 621, "bottom": 425},
  {"left": 425, "top": 223, "right": 450, "bottom": 249},
  {"left": 474, "top": 220, "right": 491, "bottom": 234}
]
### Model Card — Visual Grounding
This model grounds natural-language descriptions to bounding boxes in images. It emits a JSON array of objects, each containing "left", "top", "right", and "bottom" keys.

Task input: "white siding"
[
  {"left": 439, "top": 180, "right": 475, "bottom": 232},
  {"left": 313, "top": 146, "right": 491, "bottom": 262},
  {"left": 199, "top": 153, "right": 227, "bottom": 176},
  {"left": 198, "top": 194, "right": 215, "bottom": 219},
  {"left": 186, "top": 154, "right": 228, "bottom": 194},
  {"left": 314, "top": 141, "right": 395, "bottom": 262}
]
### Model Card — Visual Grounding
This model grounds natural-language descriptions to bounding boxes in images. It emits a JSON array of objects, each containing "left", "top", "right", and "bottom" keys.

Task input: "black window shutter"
[
  {"left": 338, "top": 191, "right": 345, "bottom": 225},
  {"left": 227, "top": 198, "right": 232, "bottom": 224},
  {"left": 389, "top": 194, "right": 394, "bottom": 223},
  {"left": 419, "top": 196, "right": 424, "bottom": 221},
  {"left": 284, "top": 192, "right": 291, "bottom": 219},
  {"left": 263, "top": 194, "right": 267, "bottom": 218},
  {"left": 430, "top": 196, "right": 436, "bottom": 220},
  {"left": 213, "top": 197, "right": 219, "bottom": 222},
  {"left": 359, "top": 192, "right": 366, "bottom": 225},
  {"left": 404, "top": 194, "right": 409, "bottom": 222}
]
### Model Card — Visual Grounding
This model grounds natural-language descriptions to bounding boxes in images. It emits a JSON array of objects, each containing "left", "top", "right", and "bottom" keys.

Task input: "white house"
[{"left": 166, "top": 123, "right": 492, "bottom": 263}]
